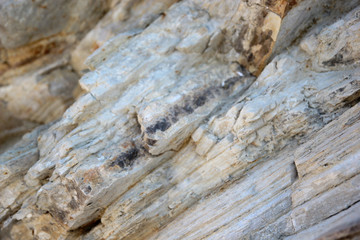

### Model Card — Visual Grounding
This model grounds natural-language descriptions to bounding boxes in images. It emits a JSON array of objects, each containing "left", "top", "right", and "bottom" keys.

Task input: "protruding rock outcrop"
[{"left": 0, "top": 0, "right": 359, "bottom": 239}]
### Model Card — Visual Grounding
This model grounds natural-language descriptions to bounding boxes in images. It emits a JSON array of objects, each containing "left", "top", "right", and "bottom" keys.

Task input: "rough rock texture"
[
  {"left": 0, "top": 0, "right": 360, "bottom": 239},
  {"left": 0, "top": 0, "right": 114, "bottom": 149}
]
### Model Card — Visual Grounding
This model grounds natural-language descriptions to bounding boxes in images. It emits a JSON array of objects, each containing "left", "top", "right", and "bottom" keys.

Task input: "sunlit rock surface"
[{"left": 0, "top": 0, "right": 359, "bottom": 239}]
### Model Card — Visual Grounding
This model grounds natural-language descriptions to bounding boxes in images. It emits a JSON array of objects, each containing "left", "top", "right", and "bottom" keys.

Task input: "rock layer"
[{"left": 0, "top": 0, "right": 359, "bottom": 239}]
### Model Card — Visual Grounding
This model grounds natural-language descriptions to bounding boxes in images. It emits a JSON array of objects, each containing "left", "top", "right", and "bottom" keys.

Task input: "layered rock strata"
[{"left": 0, "top": 0, "right": 359, "bottom": 239}]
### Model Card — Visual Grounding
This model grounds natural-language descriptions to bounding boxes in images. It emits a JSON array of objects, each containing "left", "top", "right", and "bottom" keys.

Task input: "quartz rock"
[
  {"left": 0, "top": 124, "right": 49, "bottom": 224},
  {"left": 0, "top": 0, "right": 360, "bottom": 239},
  {"left": 71, "top": 0, "right": 179, "bottom": 73}
]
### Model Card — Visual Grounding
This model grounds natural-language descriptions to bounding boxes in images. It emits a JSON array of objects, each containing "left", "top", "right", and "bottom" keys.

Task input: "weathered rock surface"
[
  {"left": 71, "top": 0, "right": 178, "bottom": 74},
  {"left": 0, "top": 0, "right": 359, "bottom": 239},
  {"left": 0, "top": 0, "right": 114, "bottom": 149}
]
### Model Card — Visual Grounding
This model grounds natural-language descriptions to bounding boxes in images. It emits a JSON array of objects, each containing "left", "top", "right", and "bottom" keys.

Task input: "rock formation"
[{"left": 0, "top": 0, "right": 359, "bottom": 239}]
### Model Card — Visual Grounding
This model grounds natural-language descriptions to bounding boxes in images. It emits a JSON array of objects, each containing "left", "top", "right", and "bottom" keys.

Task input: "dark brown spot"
[
  {"left": 322, "top": 53, "right": 354, "bottom": 67},
  {"left": 193, "top": 95, "right": 207, "bottom": 107},
  {"left": 338, "top": 87, "right": 345, "bottom": 92},
  {"left": 146, "top": 118, "right": 171, "bottom": 134},
  {"left": 247, "top": 53, "right": 254, "bottom": 62},
  {"left": 222, "top": 77, "right": 242, "bottom": 90},
  {"left": 84, "top": 185, "right": 92, "bottom": 194},
  {"left": 265, "top": 0, "right": 277, "bottom": 7},
  {"left": 183, "top": 104, "right": 194, "bottom": 114},
  {"left": 146, "top": 138, "right": 157, "bottom": 146},
  {"left": 257, "top": 30, "right": 273, "bottom": 58},
  {"left": 49, "top": 208, "right": 67, "bottom": 222},
  {"left": 68, "top": 197, "right": 78, "bottom": 210},
  {"left": 233, "top": 24, "right": 249, "bottom": 53},
  {"left": 285, "top": 0, "right": 299, "bottom": 15},
  {"left": 110, "top": 148, "right": 139, "bottom": 168}
]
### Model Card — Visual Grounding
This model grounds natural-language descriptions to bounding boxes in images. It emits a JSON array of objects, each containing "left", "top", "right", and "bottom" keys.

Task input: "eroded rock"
[{"left": 0, "top": 0, "right": 359, "bottom": 239}]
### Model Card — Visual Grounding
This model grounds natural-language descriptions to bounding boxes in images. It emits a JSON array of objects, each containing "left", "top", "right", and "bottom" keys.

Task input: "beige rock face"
[
  {"left": 0, "top": 0, "right": 360, "bottom": 239},
  {"left": 71, "top": 0, "right": 179, "bottom": 74},
  {"left": 0, "top": 0, "right": 113, "bottom": 148}
]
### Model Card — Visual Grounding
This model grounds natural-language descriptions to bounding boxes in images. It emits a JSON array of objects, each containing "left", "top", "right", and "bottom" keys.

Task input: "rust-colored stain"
[
  {"left": 233, "top": 10, "right": 276, "bottom": 76},
  {"left": 160, "top": 12, "right": 167, "bottom": 19},
  {"left": 82, "top": 168, "right": 101, "bottom": 184},
  {"left": 284, "top": 0, "right": 299, "bottom": 16},
  {"left": 262, "top": 0, "right": 300, "bottom": 17},
  {"left": 0, "top": 33, "right": 69, "bottom": 77},
  {"left": 91, "top": 42, "right": 100, "bottom": 52}
]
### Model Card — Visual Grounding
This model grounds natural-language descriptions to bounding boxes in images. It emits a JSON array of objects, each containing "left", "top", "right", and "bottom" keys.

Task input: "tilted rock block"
[
  {"left": 0, "top": 0, "right": 360, "bottom": 239},
  {"left": 71, "top": 0, "right": 179, "bottom": 73},
  {"left": 0, "top": 0, "right": 114, "bottom": 145}
]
